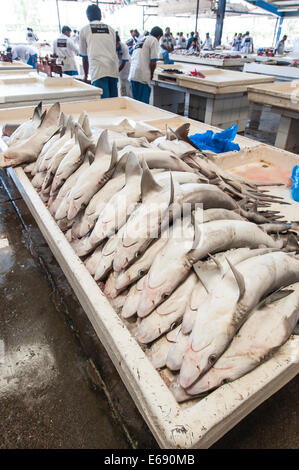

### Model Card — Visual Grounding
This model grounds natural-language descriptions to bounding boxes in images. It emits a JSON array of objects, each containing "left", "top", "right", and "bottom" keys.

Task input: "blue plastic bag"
[
  {"left": 291, "top": 165, "right": 299, "bottom": 202},
  {"left": 189, "top": 125, "right": 240, "bottom": 154}
]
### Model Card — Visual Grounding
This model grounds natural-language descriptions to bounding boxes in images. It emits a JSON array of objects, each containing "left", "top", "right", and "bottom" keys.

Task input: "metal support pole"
[
  {"left": 195, "top": 0, "right": 200, "bottom": 32},
  {"left": 275, "top": 16, "right": 284, "bottom": 47},
  {"left": 272, "top": 16, "right": 279, "bottom": 47},
  {"left": 214, "top": 0, "right": 226, "bottom": 47},
  {"left": 56, "top": 0, "right": 61, "bottom": 33}
]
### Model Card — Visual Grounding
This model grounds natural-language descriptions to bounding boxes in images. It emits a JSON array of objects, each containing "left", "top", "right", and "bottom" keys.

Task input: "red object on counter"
[{"left": 190, "top": 68, "right": 206, "bottom": 78}]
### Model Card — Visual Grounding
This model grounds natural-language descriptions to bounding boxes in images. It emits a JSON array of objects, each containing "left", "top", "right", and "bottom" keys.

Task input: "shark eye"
[
  {"left": 221, "top": 379, "right": 228, "bottom": 385},
  {"left": 208, "top": 354, "right": 217, "bottom": 365},
  {"left": 138, "top": 269, "right": 145, "bottom": 277},
  {"left": 135, "top": 251, "right": 140, "bottom": 259},
  {"left": 161, "top": 292, "right": 170, "bottom": 301}
]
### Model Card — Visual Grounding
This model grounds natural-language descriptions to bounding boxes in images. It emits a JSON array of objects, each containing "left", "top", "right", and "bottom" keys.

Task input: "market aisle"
[{"left": 0, "top": 171, "right": 129, "bottom": 449}]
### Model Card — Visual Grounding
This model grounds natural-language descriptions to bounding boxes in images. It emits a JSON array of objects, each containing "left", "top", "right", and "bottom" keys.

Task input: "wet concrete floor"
[
  {"left": 0, "top": 168, "right": 298, "bottom": 449},
  {"left": 0, "top": 172, "right": 129, "bottom": 449}
]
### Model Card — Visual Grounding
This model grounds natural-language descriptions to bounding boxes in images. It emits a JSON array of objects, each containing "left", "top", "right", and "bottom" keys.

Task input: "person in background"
[
  {"left": 189, "top": 36, "right": 200, "bottom": 53},
  {"left": 79, "top": 4, "right": 119, "bottom": 98},
  {"left": 276, "top": 35, "right": 287, "bottom": 55},
  {"left": 186, "top": 31, "right": 194, "bottom": 50},
  {"left": 232, "top": 33, "right": 242, "bottom": 51},
  {"left": 241, "top": 31, "right": 253, "bottom": 53},
  {"left": 26, "top": 27, "right": 38, "bottom": 43},
  {"left": 141, "top": 31, "right": 149, "bottom": 40},
  {"left": 129, "top": 26, "right": 163, "bottom": 104},
  {"left": 160, "top": 27, "right": 176, "bottom": 53},
  {"left": 53, "top": 25, "right": 79, "bottom": 76},
  {"left": 7, "top": 44, "right": 38, "bottom": 68},
  {"left": 127, "top": 29, "right": 137, "bottom": 51},
  {"left": 202, "top": 33, "right": 212, "bottom": 50},
  {"left": 72, "top": 29, "right": 80, "bottom": 47},
  {"left": 231, "top": 33, "right": 237, "bottom": 47},
  {"left": 176, "top": 32, "right": 186, "bottom": 48},
  {"left": 116, "top": 32, "right": 131, "bottom": 97}
]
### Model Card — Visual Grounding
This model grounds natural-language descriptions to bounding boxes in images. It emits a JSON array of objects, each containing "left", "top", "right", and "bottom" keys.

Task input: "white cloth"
[
  {"left": 11, "top": 45, "right": 37, "bottom": 63},
  {"left": 53, "top": 34, "right": 79, "bottom": 72},
  {"left": 79, "top": 20, "right": 119, "bottom": 83},
  {"left": 117, "top": 41, "right": 130, "bottom": 80},
  {"left": 241, "top": 35, "right": 253, "bottom": 53},
  {"left": 129, "top": 35, "right": 159, "bottom": 86},
  {"left": 26, "top": 32, "right": 38, "bottom": 43}
]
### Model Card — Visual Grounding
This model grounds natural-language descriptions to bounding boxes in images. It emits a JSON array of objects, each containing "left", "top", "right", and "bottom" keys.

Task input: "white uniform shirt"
[
  {"left": 241, "top": 35, "right": 253, "bottom": 53},
  {"left": 72, "top": 33, "right": 80, "bottom": 47},
  {"left": 177, "top": 36, "right": 186, "bottom": 47},
  {"left": 12, "top": 45, "right": 37, "bottom": 63},
  {"left": 79, "top": 20, "right": 119, "bottom": 83},
  {"left": 117, "top": 42, "right": 130, "bottom": 80},
  {"left": 26, "top": 31, "right": 38, "bottom": 43},
  {"left": 128, "top": 35, "right": 159, "bottom": 86},
  {"left": 202, "top": 37, "right": 212, "bottom": 50},
  {"left": 53, "top": 33, "right": 79, "bottom": 72},
  {"left": 276, "top": 39, "right": 285, "bottom": 55}
]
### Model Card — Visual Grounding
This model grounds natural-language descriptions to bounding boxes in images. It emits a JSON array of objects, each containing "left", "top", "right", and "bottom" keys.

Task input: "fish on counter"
[{"left": 1, "top": 101, "right": 298, "bottom": 408}]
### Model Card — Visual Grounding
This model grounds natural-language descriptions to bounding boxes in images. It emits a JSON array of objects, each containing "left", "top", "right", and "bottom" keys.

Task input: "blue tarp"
[
  {"left": 291, "top": 165, "right": 299, "bottom": 202},
  {"left": 190, "top": 125, "right": 240, "bottom": 154}
]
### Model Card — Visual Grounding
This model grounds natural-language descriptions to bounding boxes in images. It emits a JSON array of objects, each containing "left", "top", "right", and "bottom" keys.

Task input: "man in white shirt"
[
  {"left": 202, "top": 33, "right": 213, "bottom": 50},
  {"left": 7, "top": 44, "right": 38, "bottom": 69},
  {"left": 53, "top": 26, "right": 79, "bottom": 76},
  {"left": 79, "top": 4, "right": 119, "bottom": 98},
  {"left": 116, "top": 32, "right": 131, "bottom": 97},
  {"left": 160, "top": 27, "right": 176, "bottom": 53},
  {"left": 177, "top": 32, "right": 186, "bottom": 48},
  {"left": 241, "top": 31, "right": 254, "bottom": 54},
  {"left": 276, "top": 35, "right": 287, "bottom": 55},
  {"left": 129, "top": 26, "right": 163, "bottom": 104},
  {"left": 71, "top": 30, "right": 80, "bottom": 48},
  {"left": 26, "top": 27, "right": 38, "bottom": 43}
]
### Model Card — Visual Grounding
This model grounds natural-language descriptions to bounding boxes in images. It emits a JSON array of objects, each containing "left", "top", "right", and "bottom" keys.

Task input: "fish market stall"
[
  {"left": 0, "top": 73, "right": 102, "bottom": 108},
  {"left": 152, "top": 65, "right": 275, "bottom": 132},
  {"left": 243, "top": 62, "right": 299, "bottom": 82},
  {"left": 0, "top": 97, "right": 298, "bottom": 449},
  {"left": 0, "top": 60, "right": 33, "bottom": 72},
  {"left": 247, "top": 81, "right": 299, "bottom": 154}
]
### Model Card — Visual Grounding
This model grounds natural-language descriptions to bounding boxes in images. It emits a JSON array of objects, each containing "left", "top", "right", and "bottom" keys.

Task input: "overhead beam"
[{"left": 244, "top": 0, "right": 282, "bottom": 16}]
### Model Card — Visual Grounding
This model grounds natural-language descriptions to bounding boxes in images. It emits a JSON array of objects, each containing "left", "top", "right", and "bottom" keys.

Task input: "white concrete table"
[
  {"left": 243, "top": 62, "right": 299, "bottom": 81},
  {"left": 247, "top": 80, "right": 299, "bottom": 154},
  {"left": 0, "top": 73, "right": 102, "bottom": 108},
  {"left": 0, "top": 60, "right": 33, "bottom": 72},
  {"left": 151, "top": 66, "right": 275, "bottom": 132}
]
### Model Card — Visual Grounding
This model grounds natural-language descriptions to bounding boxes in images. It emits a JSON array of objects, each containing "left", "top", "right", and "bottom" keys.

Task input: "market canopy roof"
[{"left": 244, "top": 0, "right": 299, "bottom": 17}]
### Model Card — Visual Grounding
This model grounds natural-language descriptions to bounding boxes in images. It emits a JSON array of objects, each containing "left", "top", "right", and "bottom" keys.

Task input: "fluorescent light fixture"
[{"left": 277, "top": 6, "right": 299, "bottom": 10}]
